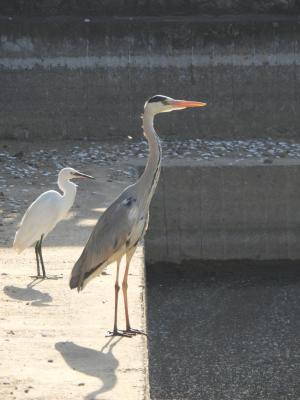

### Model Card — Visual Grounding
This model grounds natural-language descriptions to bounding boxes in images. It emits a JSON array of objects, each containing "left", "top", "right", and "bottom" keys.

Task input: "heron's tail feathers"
[
  {"left": 69, "top": 273, "right": 81, "bottom": 291},
  {"left": 69, "top": 259, "right": 84, "bottom": 291},
  {"left": 70, "top": 249, "right": 106, "bottom": 292},
  {"left": 69, "top": 249, "right": 89, "bottom": 291}
]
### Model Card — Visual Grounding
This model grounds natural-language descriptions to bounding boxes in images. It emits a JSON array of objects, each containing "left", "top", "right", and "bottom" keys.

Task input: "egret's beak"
[
  {"left": 168, "top": 99, "right": 207, "bottom": 109},
  {"left": 73, "top": 172, "right": 95, "bottom": 179}
]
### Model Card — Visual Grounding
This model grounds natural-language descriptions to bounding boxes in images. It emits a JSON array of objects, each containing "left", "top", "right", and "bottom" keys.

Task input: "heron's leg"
[
  {"left": 113, "top": 259, "right": 121, "bottom": 332},
  {"left": 122, "top": 246, "right": 147, "bottom": 335},
  {"left": 110, "top": 259, "right": 121, "bottom": 334},
  {"left": 35, "top": 241, "right": 41, "bottom": 277},
  {"left": 38, "top": 234, "right": 46, "bottom": 279},
  {"left": 106, "top": 259, "right": 136, "bottom": 337}
]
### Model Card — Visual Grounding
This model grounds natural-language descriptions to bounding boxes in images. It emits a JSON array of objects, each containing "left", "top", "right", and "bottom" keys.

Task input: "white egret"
[
  {"left": 13, "top": 167, "right": 94, "bottom": 278},
  {"left": 70, "top": 95, "right": 206, "bottom": 336}
]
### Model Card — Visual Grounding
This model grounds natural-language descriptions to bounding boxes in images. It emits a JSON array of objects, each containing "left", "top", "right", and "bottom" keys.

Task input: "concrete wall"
[
  {"left": 1, "top": 1, "right": 299, "bottom": 16},
  {"left": 144, "top": 159, "right": 300, "bottom": 263},
  {"left": 1, "top": 15, "right": 300, "bottom": 141}
]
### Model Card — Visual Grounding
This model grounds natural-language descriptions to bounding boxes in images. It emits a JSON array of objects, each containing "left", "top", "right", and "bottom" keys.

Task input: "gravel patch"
[{"left": 1, "top": 137, "right": 300, "bottom": 237}]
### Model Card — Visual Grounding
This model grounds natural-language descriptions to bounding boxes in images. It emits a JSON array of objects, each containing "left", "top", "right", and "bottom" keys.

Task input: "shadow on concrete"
[
  {"left": 146, "top": 260, "right": 300, "bottom": 400},
  {"left": 3, "top": 281, "right": 52, "bottom": 306},
  {"left": 55, "top": 338, "right": 121, "bottom": 399}
]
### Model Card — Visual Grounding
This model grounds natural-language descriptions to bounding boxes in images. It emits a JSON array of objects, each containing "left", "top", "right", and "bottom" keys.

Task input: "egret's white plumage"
[{"left": 13, "top": 167, "right": 94, "bottom": 277}]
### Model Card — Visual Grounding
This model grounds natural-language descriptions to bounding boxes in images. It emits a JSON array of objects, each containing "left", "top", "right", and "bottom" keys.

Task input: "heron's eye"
[{"left": 148, "top": 95, "right": 168, "bottom": 103}]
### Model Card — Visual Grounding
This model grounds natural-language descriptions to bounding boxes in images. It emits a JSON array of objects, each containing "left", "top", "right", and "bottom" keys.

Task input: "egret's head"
[
  {"left": 58, "top": 167, "right": 94, "bottom": 181},
  {"left": 144, "top": 95, "right": 207, "bottom": 115}
]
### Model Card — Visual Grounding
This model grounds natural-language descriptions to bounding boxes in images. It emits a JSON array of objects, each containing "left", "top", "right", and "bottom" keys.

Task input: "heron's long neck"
[
  {"left": 138, "top": 109, "right": 162, "bottom": 208},
  {"left": 58, "top": 178, "right": 77, "bottom": 213}
]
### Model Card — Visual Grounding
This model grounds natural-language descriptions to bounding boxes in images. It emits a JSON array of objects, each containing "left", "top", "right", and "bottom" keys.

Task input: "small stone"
[
  {"left": 14, "top": 151, "right": 24, "bottom": 159},
  {"left": 48, "top": 359, "right": 53, "bottom": 363},
  {"left": 263, "top": 158, "right": 273, "bottom": 164}
]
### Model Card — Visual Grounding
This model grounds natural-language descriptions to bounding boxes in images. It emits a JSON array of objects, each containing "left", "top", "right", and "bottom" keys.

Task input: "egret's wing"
[
  {"left": 70, "top": 191, "right": 139, "bottom": 290},
  {"left": 13, "top": 191, "right": 62, "bottom": 251}
]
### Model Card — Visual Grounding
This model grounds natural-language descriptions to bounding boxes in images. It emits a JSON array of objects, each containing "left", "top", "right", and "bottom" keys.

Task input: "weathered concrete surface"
[
  {"left": 0, "top": 0, "right": 299, "bottom": 16},
  {"left": 1, "top": 16, "right": 300, "bottom": 140},
  {"left": 0, "top": 164, "right": 148, "bottom": 400},
  {"left": 145, "top": 158, "right": 300, "bottom": 264},
  {"left": 146, "top": 261, "right": 300, "bottom": 400}
]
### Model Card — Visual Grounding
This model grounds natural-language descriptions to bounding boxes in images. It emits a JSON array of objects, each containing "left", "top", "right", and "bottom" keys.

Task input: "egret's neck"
[
  {"left": 58, "top": 177, "right": 77, "bottom": 212},
  {"left": 138, "top": 108, "right": 162, "bottom": 207}
]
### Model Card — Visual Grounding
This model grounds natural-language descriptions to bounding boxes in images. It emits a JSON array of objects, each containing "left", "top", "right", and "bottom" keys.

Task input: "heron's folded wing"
[{"left": 70, "top": 194, "right": 138, "bottom": 289}]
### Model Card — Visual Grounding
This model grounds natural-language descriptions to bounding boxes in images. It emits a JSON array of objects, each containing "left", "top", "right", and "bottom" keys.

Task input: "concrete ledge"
[{"left": 144, "top": 158, "right": 300, "bottom": 263}]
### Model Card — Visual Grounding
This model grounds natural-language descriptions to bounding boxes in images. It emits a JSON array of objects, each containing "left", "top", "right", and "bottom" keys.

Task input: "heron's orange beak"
[{"left": 168, "top": 99, "right": 207, "bottom": 109}]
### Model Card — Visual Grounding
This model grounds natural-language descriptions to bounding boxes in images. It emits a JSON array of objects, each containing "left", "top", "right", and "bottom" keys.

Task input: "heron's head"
[
  {"left": 58, "top": 167, "right": 95, "bottom": 181},
  {"left": 144, "top": 95, "right": 207, "bottom": 115}
]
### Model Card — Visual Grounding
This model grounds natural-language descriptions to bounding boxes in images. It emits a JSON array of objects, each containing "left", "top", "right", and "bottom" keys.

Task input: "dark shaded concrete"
[{"left": 146, "top": 261, "right": 300, "bottom": 400}]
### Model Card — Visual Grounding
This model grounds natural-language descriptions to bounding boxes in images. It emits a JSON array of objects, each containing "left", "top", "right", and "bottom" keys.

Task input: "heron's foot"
[
  {"left": 105, "top": 329, "right": 135, "bottom": 338},
  {"left": 30, "top": 274, "right": 46, "bottom": 280},
  {"left": 124, "top": 328, "right": 147, "bottom": 336}
]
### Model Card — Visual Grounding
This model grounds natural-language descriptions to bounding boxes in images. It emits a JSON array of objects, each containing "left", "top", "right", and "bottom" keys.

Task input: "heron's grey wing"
[{"left": 70, "top": 194, "right": 138, "bottom": 290}]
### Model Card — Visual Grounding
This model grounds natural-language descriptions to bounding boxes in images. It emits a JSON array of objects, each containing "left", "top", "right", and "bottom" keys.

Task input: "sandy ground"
[{"left": 0, "top": 147, "right": 148, "bottom": 400}]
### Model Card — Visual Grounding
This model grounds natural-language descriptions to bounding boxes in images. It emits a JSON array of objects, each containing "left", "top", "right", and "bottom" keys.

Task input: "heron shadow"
[
  {"left": 55, "top": 338, "right": 121, "bottom": 399},
  {"left": 3, "top": 280, "right": 53, "bottom": 307}
]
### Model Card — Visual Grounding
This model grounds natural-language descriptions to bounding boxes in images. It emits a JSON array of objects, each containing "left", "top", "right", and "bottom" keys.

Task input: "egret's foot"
[
  {"left": 105, "top": 329, "right": 135, "bottom": 338},
  {"left": 45, "top": 274, "right": 63, "bottom": 280},
  {"left": 125, "top": 328, "right": 147, "bottom": 336}
]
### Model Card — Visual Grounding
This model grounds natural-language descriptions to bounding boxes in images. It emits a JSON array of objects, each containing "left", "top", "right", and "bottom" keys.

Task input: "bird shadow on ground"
[
  {"left": 3, "top": 279, "right": 53, "bottom": 306},
  {"left": 55, "top": 337, "right": 122, "bottom": 399}
]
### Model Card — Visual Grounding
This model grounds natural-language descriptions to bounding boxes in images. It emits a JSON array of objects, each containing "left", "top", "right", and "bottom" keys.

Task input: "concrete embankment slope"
[{"left": 1, "top": 12, "right": 300, "bottom": 140}]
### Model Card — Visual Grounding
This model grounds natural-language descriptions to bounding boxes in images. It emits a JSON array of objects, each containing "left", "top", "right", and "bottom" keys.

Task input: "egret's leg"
[
  {"left": 106, "top": 259, "right": 135, "bottom": 337},
  {"left": 122, "top": 246, "right": 145, "bottom": 335},
  {"left": 38, "top": 235, "right": 46, "bottom": 279},
  {"left": 35, "top": 241, "right": 41, "bottom": 277}
]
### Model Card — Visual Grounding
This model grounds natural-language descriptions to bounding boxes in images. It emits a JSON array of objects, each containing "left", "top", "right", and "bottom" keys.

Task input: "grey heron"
[
  {"left": 13, "top": 167, "right": 94, "bottom": 279},
  {"left": 69, "top": 95, "right": 206, "bottom": 336}
]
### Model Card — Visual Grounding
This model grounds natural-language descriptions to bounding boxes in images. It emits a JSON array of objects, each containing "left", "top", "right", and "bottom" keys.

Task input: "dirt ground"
[{"left": 0, "top": 140, "right": 148, "bottom": 400}]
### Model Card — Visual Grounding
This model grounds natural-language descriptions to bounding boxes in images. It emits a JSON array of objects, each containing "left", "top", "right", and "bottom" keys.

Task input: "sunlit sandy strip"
[
  {"left": 76, "top": 218, "right": 98, "bottom": 227},
  {"left": 91, "top": 207, "right": 106, "bottom": 213}
]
